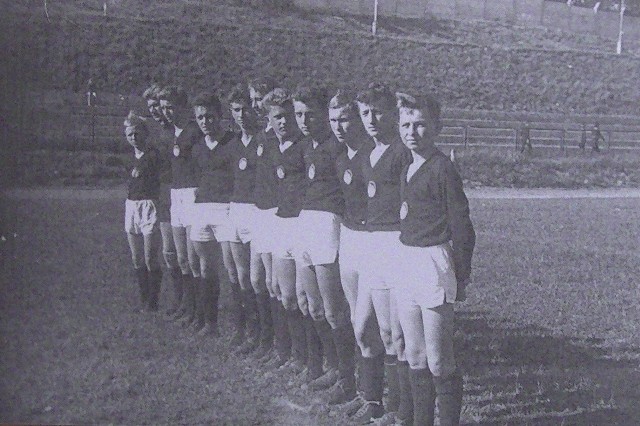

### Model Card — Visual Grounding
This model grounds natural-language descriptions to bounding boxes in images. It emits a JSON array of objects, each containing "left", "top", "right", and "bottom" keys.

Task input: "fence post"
[
  {"left": 607, "top": 131, "right": 613, "bottom": 150},
  {"left": 463, "top": 126, "right": 468, "bottom": 147}
]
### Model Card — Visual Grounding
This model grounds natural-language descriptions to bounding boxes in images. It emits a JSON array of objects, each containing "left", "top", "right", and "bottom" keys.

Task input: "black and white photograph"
[{"left": 1, "top": 0, "right": 639, "bottom": 424}]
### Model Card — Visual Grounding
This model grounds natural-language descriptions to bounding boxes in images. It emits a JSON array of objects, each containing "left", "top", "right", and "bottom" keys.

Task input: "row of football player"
[{"left": 122, "top": 80, "right": 475, "bottom": 426}]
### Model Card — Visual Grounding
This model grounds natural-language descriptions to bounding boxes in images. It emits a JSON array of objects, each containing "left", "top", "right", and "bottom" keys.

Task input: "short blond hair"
[{"left": 124, "top": 110, "right": 148, "bottom": 131}]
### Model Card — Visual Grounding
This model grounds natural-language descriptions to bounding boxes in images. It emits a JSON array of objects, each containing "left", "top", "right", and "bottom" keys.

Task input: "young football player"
[
  {"left": 328, "top": 89, "right": 373, "bottom": 406},
  {"left": 187, "top": 92, "right": 240, "bottom": 337},
  {"left": 263, "top": 88, "right": 310, "bottom": 375},
  {"left": 292, "top": 85, "right": 351, "bottom": 391},
  {"left": 395, "top": 92, "right": 475, "bottom": 426},
  {"left": 351, "top": 82, "right": 411, "bottom": 424},
  {"left": 225, "top": 83, "right": 274, "bottom": 356},
  {"left": 122, "top": 111, "right": 163, "bottom": 312},
  {"left": 248, "top": 77, "right": 276, "bottom": 127},
  {"left": 158, "top": 86, "right": 202, "bottom": 327},
  {"left": 252, "top": 87, "right": 292, "bottom": 369},
  {"left": 142, "top": 84, "right": 182, "bottom": 318}
]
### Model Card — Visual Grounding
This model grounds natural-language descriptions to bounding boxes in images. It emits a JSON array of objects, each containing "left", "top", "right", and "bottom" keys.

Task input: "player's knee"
[
  {"left": 282, "top": 295, "right": 298, "bottom": 311},
  {"left": 163, "top": 251, "right": 178, "bottom": 269},
  {"left": 379, "top": 327, "right": 393, "bottom": 349},
  {"left": 427, "top": 356, "right": 456, "bottom": 378},
  {"left": 405, "top": 346, "right": 428, "bottom": 369},
  {"left": 308, "top": 304, "right": 325, "bottom": 322}
]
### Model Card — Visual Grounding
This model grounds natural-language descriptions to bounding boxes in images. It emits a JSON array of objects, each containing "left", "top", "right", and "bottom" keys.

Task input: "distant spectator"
[
  {"left": 520, "top": 123, "right": 532, "bottom": 154},
  {"left": 579, "top": 123, "right": 587, "bottom": 150},
  {"left": 591, "top": 122, "right": 604, "bottom": 152}
]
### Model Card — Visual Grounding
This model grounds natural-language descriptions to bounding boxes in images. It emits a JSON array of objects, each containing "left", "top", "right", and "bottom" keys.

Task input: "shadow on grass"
[{"left": 455, "top": 311, "right": 639, "bottom": 425}]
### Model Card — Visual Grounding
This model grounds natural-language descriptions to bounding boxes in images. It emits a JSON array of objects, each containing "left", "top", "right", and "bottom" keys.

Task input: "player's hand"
[
  {"left": 131, "top": 167, "right": 140, "bottom": 178},
  {"left": 456, "top": 278, "right": 471, "bottom": 302}
]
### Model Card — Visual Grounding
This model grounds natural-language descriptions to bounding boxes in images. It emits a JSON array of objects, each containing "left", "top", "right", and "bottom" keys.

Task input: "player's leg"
[
  {"left": 127, "top": 232, "right": 148, "bottom": 311},
  {"left": 192, "top": 239, "right": 222, "bottom": 337},
  {"left": 263, "top": 251, "right": 291, "bottom": 367},
  {"left": 232, "top": 240, "right": 261, "bottom": 354},
  {"left": 296, "top": 264, "right": 325, "bottom": 384},
  {"left": 422, "top": 303, "right": 461, "bottom": 426},
  {"left": 221, "top": 240, "right": 245, "bottom": 346},
  {"left": 160, "top": 221, "right": 182, "bottom": 317},
  {"left": 352, "top": 287, "right": 385, "bottom": 422},
  {"left": 397, "top": 296, "right": 435, "bottom": 426},
  {"left": 389, "top": 289, "right": 413, "bottom": 426},
  {"left": 370, "top": 289, "right": 401, "bottom": 416},
  {"left": 310, "top": 262, "right": 350, "bottom": 391},
  {"left": 247, "top": 244, "right": 274, "bottom": 359},
  {"left": 275, "top": 256, "right": 306, "bottom": 372},
  {"left": 142, "top": 228, "right": 162, "bottom": 312}
]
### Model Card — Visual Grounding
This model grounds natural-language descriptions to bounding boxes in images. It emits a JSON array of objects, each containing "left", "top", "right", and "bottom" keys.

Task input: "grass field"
[{"left": 1, "top": 192, "right": 640, "bottom": 424}]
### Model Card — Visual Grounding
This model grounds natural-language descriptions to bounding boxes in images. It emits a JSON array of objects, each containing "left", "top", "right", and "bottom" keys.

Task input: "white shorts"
[
  {"left": 339, "top": 225, "right": 369, "bottom": 274},
  {"left": 229, "top": 202, "right": 257, "bottom": 244},
  {"left": 170, "top": 187, "right": 197, "bottom": 228},
  {"left": 189, "top": 202, "right": 239, "bottom": 243},
  {"left": 297, "top": 210, "right": 341, "bottom": 266},
  {"left": 271, "top": 215, "right": 301, "bottom": 260},
  {"left": 394, "top": 242, "right": 457, "bottom": 309},
  {"left": 252, "top": 207, "right": 278, "bottom": 254},
  {"left": 125, "top": 199, "right": 158, "bottom": 235},
  {"left": 358, "top": 231, "right": 403, "bottom": 291}
]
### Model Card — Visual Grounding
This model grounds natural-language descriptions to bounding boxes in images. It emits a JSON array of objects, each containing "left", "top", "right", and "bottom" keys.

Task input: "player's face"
[
  {"left": 147, "top": 99, "right": 164, "bottom": 123},
  {"left": 398, "top": 107, "right": 440, "bottom": 152},
  {"left": 194, "top": 105, "right": 219, "bottom": 136},
  {"left": 293, "top": 100, "right": 325, "bottom": 138},
  {"left": 249, "top": 87, "right": 265, "bottom": 116},
  {"left": 329, "top": 106, "right": 355, "bottom": 145},
  {"left": 125, "top": 125, "right": 148, "bottom": 150},
  {"left": 160, "top": 99, "right": 177, "bottom": 124},
  {"left": 267, "top": 104, "right": 296, "bottom": 140},
  {"left": 357, "top": 101, "right": 396, "bottom": 140},
  {"left": 230, "top": 101, "right": 257, "bottom": 132}
]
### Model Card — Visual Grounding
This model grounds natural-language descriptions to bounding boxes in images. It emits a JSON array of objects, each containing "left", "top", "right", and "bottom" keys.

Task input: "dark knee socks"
[
  {"left": 199, "top": 276, "right": 220, "bottom": 326},
  {"left": 433, "top": 373, "right": 463, "bottom": 426},
  {"left": 271, "top": 297, "right": 291, "bottom": 360},
  {"left": 361, "top": 353, "right": 385, "bottom": 403},
  {"left": 314, "top": 319, "right": 338, "bottom": 371},
  {"left": 230, "top": 282, "right": 245, "bottom": 334},
  {"left": 147, "top": 269, "right": 162, "bottom": 311},
  {"left": 255, "top": 292, "right": 274, "bottom": 346},
  {"left": 169, "top": 267, "right": 183, "bottom": 309},
  {"left": 396, "top": 361, "right": 413, "bottom": 424},
  {"left": 409, "top": 368, "right": 436, "bottom": 426},
  {"left": 304, "top": 315, "right": 323, "bottom": 378},
  {"left": 333, "top": 323, "right": 356, "bottom": 389},
  {"left": 241, "top": 289, "right": 260, "bottom": 340},
  {"left": 385, "top": 354, "right": 400, "bottom": 412},
  {"left": 286, "top": 307, "right": 307, "bottom": 362},
  {"left": 134, "top": 267, "right": 149, "bottom": 307}
]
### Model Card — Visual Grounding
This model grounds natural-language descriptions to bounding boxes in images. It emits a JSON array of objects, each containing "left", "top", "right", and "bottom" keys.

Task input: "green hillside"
[{"left": 2, "top": 0, "right": 640, "bottom": 115}]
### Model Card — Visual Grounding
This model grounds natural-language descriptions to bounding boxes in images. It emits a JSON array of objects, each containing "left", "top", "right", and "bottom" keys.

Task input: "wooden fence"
[{"left": 2, "top": 91, "right": 640, "bottom": 153}]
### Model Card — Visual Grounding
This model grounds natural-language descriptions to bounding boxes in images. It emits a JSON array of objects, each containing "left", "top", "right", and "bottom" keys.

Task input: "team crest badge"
[
  {"left": 367, "top": 181, "right": 377, "bottom": 198},
  {"left": 308, "top": 164, "right": 316, "bottom": 180},
  {"left": 277, "top": 165, "right": 285, "bottom": 179},
  {"left": 239, "top": 158, "right": 247, "bottom": 170},
  {"left": 343, "top": 169, "right": 353, "bottom": 185},
  {"left": 173, "top": 145, "right": 180, "bottom": 157},
  {"left": 257, "top": 144, "right": 264, "bottom": 157},
  {"left": 400, "top": 201, "right": 409, "bottom": 220},
  {"left": 131, "top": 167, "right": 140, "bottom": 178}
]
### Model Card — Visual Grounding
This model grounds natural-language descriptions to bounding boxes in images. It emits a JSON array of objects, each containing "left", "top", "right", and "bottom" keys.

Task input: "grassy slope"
[
  {"left": 2, "top": 0, "right": 640, "bottom": 115},
  {"left": 1, "top": 195, "right": 639, "bottom": 424}
]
